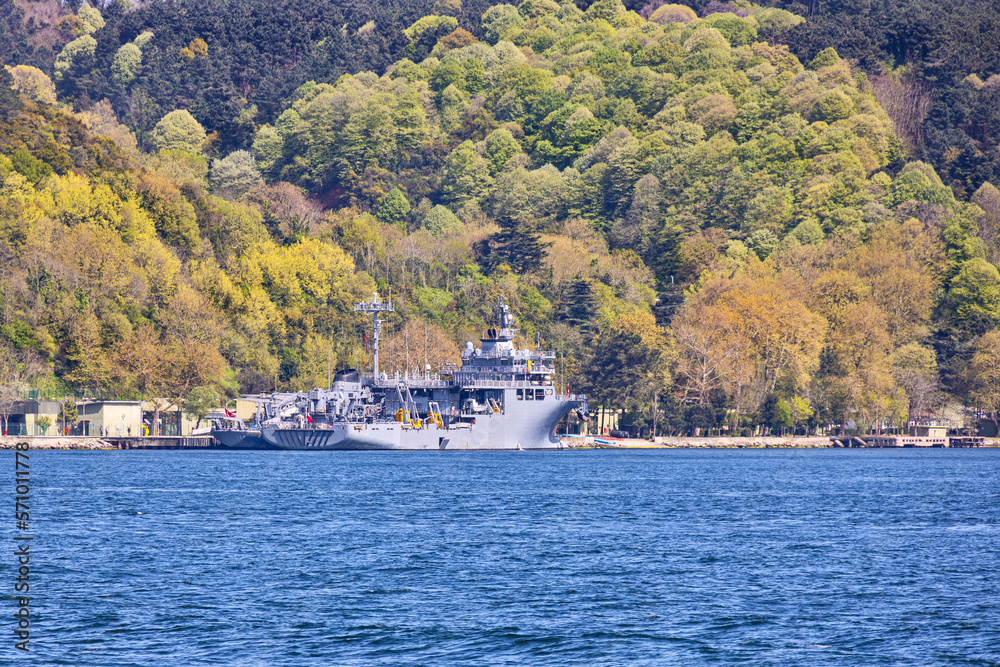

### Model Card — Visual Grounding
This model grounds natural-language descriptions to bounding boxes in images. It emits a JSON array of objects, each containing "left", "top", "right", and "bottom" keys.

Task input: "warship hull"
[
  {"left": 264, "top": 396, "right": 577, "bottom": 450},
  {"left": 212, "top": 428, "right": 272, "bottom": 449}
]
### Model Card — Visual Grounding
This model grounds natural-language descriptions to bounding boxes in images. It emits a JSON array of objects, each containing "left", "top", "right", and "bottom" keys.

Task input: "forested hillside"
[
  {"left": 2, "top": 0, "right": 997, "bottom": 190},
  {"left": 751, "top": 0, "right": 1000, "bottom": 200},
  {"left": 0, "top": 0, "right": 496, "bottom": 155},
  {"left": 3, "top": 0, "right": 1000, "bottom": 436}
]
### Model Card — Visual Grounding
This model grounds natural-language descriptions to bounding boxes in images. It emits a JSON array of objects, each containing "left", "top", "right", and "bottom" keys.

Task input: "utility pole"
[
  {"left": 560, "top": 346, "right": 564, "bottom": 395},
  {"left": 653, "top": 391, "right": 658, "bottom": 439}
]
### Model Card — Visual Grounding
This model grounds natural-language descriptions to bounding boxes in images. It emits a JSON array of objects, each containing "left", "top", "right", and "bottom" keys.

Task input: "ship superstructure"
[{"left": 214, "top": 294, "right": 588, "bottom": 450}]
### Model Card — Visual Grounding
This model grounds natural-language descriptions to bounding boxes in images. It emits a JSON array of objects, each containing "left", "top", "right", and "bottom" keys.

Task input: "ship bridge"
[
  {"left": 457, "top": 346, "right": 556, "bottom": 388},
  {"left": 456, "top": 298, "right": 557, "bottom": 388}
]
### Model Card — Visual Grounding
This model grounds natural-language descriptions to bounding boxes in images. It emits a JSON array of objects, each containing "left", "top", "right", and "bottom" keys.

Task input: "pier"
[
  {"left": 103, "top": 436, "right": 217, "bottom": 449},
  {"left": 0, "top": 435, "right": 219, "bottom": 450}
]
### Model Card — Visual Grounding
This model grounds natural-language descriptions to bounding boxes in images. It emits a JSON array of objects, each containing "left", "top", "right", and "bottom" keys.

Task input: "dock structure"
[
  {"left": 104, "top": 436, "right": 217, "bottom": 449},
  {"left": 0, "top": 435, "right": 219, "bottom": 450}
]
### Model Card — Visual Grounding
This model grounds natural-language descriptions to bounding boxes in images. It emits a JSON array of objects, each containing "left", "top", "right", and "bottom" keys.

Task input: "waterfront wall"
[
  {"left": 569, "top": 436, "right": 999, "bottom": 448},
  {"left": 559, "top": 436, "right": 833, "bottom": 448},
  {"left": 653, "top": 436, "right": 833, "bottom": 448},
  {"left": 0, "top": 436, "right": 110, "bottom": 450}
]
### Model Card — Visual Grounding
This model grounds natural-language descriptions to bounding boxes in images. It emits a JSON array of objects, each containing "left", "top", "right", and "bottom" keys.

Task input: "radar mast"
[{"left": 354, "top": 292, "right": 394, "bottom": 378}]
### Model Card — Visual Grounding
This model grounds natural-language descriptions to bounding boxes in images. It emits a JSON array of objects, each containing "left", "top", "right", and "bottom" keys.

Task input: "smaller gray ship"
[
  {"left": 213, "top": 295, "right": 588, "bottom": 450},
  {"left": 209, "top": 407, "right": 273, "bottom": 449}
]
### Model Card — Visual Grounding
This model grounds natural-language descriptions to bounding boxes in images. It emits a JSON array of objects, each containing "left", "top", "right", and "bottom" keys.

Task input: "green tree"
[
  {"left": 430, "top": 60, "right": 466, "bottom": 94},
  {"left": 810, "top": 91, "right": 853, "bottom": 123},
  {"left": 211, "top": 150, "right": 262, "bottom": 198},
  {"left": 54, "top": 35, "right": 97, "bottom": 83},
  {"left": 432, "top": 0, "right": 462, "bottom": 17},
  {"left": 649, "top": 4, "right": 697, "bottom": 24},
  {"left": 375, "top": 188, "right": 411, "bottom": 229},
  {"left": 489, "top": 164, "right": 567, "bottom": 229},
  {"left": 885, "top": 163, "right": 955, "bottom": 208},
  {"left": 183, "top": 386, "right": 220, "bottom": 429},
  {"left": 611, "top": 174, "right": 660, "bottom": 252},
  {"left": 77, "top": 3, "right": 105, "bottom": 34},
  {"left": 790, "top": 219, "right": 824, "bottom": 245},
  {"left": 484, "top": 128, "right": 521, "bottom": 175},
  {"left": 423, "top": 204, "right": 463, "bottom": 237},
  {"left": 702, "top": 13, "right": 757, "bottom": 47},
  {"left": 969, "top": 331, "right": 1000, "bottom": 430},
  {"left": 342, "top": 102, "right": 398, "bottom": 172},
  {"left": 948, "top": 258, "right": 1000, "bottom": 334},
  {"left": 972, "top": 182, "right": 1000, "bottom": 264},
  {"left": 8, "top": 65, "right": 56, "bottom": 104},
  {"left": 152, "top": 110, "right": 207, "bottom": 154},
  {"left": 10, "top": 149, "right": 53, "bottom": 185},
  {"left": 809, "top": 47, "right": 841, "bottom": 70},
  {"left": 136, "top": 173, "right": 201, "bottom": 249},
  {"left": 112, "top": 43, "right": 142, "bottom": 85},
  {"left": 481, "top": 4, "right": 524, "bottom": 44},
  {"left": 585, "top": 0, "right": 625, "bottom": 21},
  {"left": 474, "top": 229, "right": 550, "bottom": 274},
  {"left": 58, "top": 399, "right": 78, "bottom": 435},
  {"left": 0, "top": 349, "right": 43, "bottom": 436},
  {"left": 789, "top": 396, "right": 813, "bottom": 435},
  {"left": 582, "top": 310, "right": 673, "bottom": 431},
  {"left": 134, "top": 31, "right": 155, "bottom": 49},
  {"left": 762, "top": 394, "right": 793, "bottom": 435},
  {"left": 440, "top": 140, "right": 492, "bottom": 207},
  {"left": 251, "top": 125, "right": 284, "bottom": 177}
]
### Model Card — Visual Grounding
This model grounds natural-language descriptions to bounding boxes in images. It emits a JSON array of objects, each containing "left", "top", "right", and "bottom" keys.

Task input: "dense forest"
[
  {"left": 2, "top": 0, "right": 1000, "bottom": 436},
  {"left": 2, "top": 0, "right": 996, "bottom": 190}
]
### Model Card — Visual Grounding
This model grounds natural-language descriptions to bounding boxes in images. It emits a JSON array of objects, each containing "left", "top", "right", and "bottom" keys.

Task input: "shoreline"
[
  {"left": 561, "top": 436, "right": 832, "bottom": 449},
  {"left": 1, "top": 435, "right": 997, "bottom": 450},
  {"left": 561, "top": 435, "right": 1000, "bottom": 449}
]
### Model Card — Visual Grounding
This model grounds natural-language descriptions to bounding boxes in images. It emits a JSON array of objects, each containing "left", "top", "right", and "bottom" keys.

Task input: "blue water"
[{"left": 9, "top": 448, "right": 1000, "bottom": 665}]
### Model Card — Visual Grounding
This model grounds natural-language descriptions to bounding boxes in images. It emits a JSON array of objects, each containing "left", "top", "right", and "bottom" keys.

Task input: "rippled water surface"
[{"left": 13, "top": 448, "right": 1000, "bottom": 665}]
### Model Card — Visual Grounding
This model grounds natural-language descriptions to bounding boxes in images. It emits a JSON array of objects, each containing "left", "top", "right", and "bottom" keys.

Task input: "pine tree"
[{"left": 0, "top": 67, "right": 22, "bottom": 122}]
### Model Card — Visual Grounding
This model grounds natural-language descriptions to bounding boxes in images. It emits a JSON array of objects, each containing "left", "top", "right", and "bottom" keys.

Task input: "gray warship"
[{"left": 213, "top": 294, "right": 588, "bottom": 450}]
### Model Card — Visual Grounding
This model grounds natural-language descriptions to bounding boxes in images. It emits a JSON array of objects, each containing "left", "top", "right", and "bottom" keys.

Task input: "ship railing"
[
  {"left": 460, "top": 363, "right": 556, "bottom": 372},
  {"left": 463, "top": 351, "right": 558, "bottom": 361},
  {"left": 459, "top": 378, "right": 528, "bottom": 389},
  {"left": 510, "top": 350, "right": 557, "bottom": 359},
  {"left": 362, "top": 375, "right": 452, "bottom": 389},
  {"left": 457, "top": 378, "right": 573, "bottom": 390},
  {"left": 455, "top": 370, "right": 554, "bottom": 381}
]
